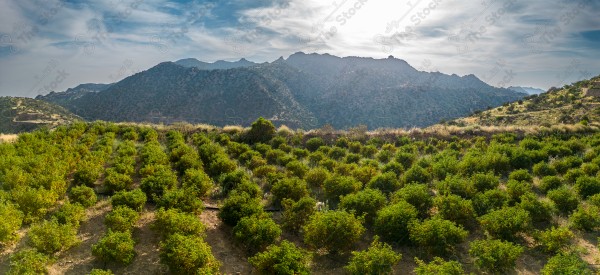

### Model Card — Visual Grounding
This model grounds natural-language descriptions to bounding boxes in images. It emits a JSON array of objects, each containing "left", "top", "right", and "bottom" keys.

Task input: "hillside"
[
  {"left": 0, "top": 97, "right": 80, "bottom": 133},
  {"left": 449, "top": 76, "right": 600, "bottom": 127},
  {"left": 37, "top": 53, "right": 526, "bottom": 129},
  {"left": 0, "top": 120, "right": 598, "bottom": 275}
]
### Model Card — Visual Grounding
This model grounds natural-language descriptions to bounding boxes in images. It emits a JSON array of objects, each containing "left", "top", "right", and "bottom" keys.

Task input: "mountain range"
[
  {"left": 37, "top": 52, "right": 526, "bottom": 129},
  {"left": 508, "top": 86, "right": 546, "bottom": 95}
]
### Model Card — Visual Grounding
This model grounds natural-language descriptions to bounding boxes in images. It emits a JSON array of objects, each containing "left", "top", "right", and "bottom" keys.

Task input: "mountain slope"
[
  {"left": 38, "top": 53, "right": 526, "bottom": 129},
  {"left": 0, "top": 97, "right": 80, "bottom": 133},
  {"left": 449, "top": 76, "right": 600, "bottom": 127}
]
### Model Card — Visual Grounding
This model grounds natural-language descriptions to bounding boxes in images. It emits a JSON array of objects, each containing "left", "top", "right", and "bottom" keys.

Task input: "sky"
[{"left": 0, "top": 0, "right": 599, "bottom": 97}]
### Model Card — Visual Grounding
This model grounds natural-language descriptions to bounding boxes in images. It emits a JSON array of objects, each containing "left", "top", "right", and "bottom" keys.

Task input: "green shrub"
[
  {"left": 104, "top": 169, "right": 133, "bottom": 193},
  {"left": 517, "top": 193, "right": 554, "bottom": 223},
  {"left": 368, "top": 172, "right": 402, "bottom": 195},
  {"left": 374, "top": 201, "right": 418, "bottom": 244},
  {"left": 564, "top": 168, "right": 585, "bottom": 184},
  {"left": 53, "top": 202, "right": 86, "bottom": 227},
  {"left": 345, "top": 237, "right": 402, "bottom": 275},
  {"left": 395, "top": 152, "right": 416, "bottom": 168},
  {"left": 218, "top": 169, "right": 251, "bottom": 195},
  {"left": 88, "top": 269, "right": 114, "bottom": 275},
  {"left": 403, "top": 165, "right": 432, "bottom": 184},
  {"left": 286, "top": 160, "right": 308, "bottom": 178},
  {"left": 7, "top": 249, "right": 50, "bottom": 275},
  {"left": 69, "top": 185, "right": 97, "bottom": 208},
  {"left": 472, "top": 189, "right": 509, "bottom": 216},
  {"left": 303, "top": 210, "right": 365, "bottom": 253},
  {"left": 207, "top": 156, "right": 237, "bottom": 178},
  {"left": 282, "top": 197, "right": 316, "bottom": 233},
  {"left": 433, "top": 195, "right": 476, "bottom": 228},
  {"left": 541, "top": 253, "right": 593, "bottom": 275},
  {"left": 233, "top": 214, "right": 281, "bottom": 252},
  {"left": 271, "top": 177, "right": 309, "bottom": 206},
  {"left": 506, "top": 180, "right": 533, "bottom": 203},
  {"left": 155, "top": 208, "right": 205, "bottom": 237},
  {"left": 245, "top": 117, "right": 276, "bottom": 144},
  {"left": 140, "top": 167, "right": 178, "bottom": 201},
  {"left": 219, "top": 191, "right": 264, "bottom": 226},
  {"left": 436, "top": 175, "right": 476, "bottom": 199},
  {"left": 469, "top": 239, "right": 524, "bottom": 273},
  {"left": 414, "top": 257, "right": 465, "bottom": 275},
  {"left": 352, "top": 166, "right": 378, "bottom": 185},
  {"left": 392, "top": 184, "right": 432, "bottom": 218},
  {"left": 73, "top": 162, "right": 102, "bottom": 186},
  {"left": 574, "top": 176, "right": 600, "bottom": 198},
  {"left": 570, "top": 205, "right": 600, "bottom": 231},
  {"left": 478, "top": 207, "right": 531, "bottom": 240},
  {"left": 305, "top": 168, "right": 330, "bottom": 188},
  {"left": 339, "top": 188, "right": 387, "bottom": 225},
  {"left": 589, "top": 193, "right": 600, "bottom": 207},
  {"left": 535, "top": 226, "right": 574, "bottom": 253},
  {"left": 111, "top": 189, "right": 147, "bottom": 212},
  {"left": 581, "top": 163, "right": 599, "bottom": 176},
  {"left": 323, "top": 175, "right": 362, "bottom": 204},
  {"left": 157, "top": 188, "right": 204, "bottom": 214},
  {"left": 471, "top": 172, "right": 500, "bottom": 192},
  {"left": 0, "top": 203, "right": 23, "bottom": 244},
  {"left": 28, "top": 220, "right": 78, "bottom": 255},
  {"left": 328, "top": 147, "right": 347, "bottom": 160},
  {"left": 105, "top": 206, "right": 139, "bottom": 232},
  {"left": 533, "top": 162, "right": 557, "bottom": 177},
  {"left": 92, "top": 230, "right": 135, "bottom": 265},
  {"left": 548, "top": 186, "right": 579, "bottom": 214},
  {"left": 539, "top": 176, "right": 563, "bottom": 193},
  {"left": 306, "top": 137, "right": 325, "bottom": 152},
  {"left": 249, "top": 240, "right": 311, "bottom": 275},
  {"left": 409, "top": 218, "right": 468, "bottom": 255},
  {"left": 160, "top": 233, "right": 220, "bottom": 274},
  {"left": 509, "top": 169, "right": 533, "bottom": 182}
]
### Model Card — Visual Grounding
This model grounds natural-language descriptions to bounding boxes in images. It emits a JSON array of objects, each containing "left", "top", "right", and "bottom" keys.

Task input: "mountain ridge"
[{"left": 37, "top": 52, "right": 526, "bottom": 129}]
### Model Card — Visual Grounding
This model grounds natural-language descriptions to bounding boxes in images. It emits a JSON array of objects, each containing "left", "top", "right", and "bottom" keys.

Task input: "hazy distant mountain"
[
  {"left": 508, "top": 86, "right": 545, "bottom": 95},
  {"left": 36, "top": 83, "right": 112, "bottom": 106},
  {"left": 174, "top": 58, "right": 258, "bottom": 70},
  {"left": 38, "top": 53, "right": 526, "bottom": 129},
  {"left": 0, "top": 97, "right": 79, "bottom": 133}
]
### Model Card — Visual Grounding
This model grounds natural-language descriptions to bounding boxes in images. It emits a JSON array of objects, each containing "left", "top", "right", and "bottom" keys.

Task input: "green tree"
[
  {"left": 160, "top": 233, "right": 220, "bottom": 275},
  {"left": 403, "top": 165, "right": 432, "bottom": 184},
  {"left": 157, "top": 187, "right": 204, "bottom": 214},
  {"left": 392, "top": 184, "right": 433, "bottom": 217},
  {"left": 92, "top": 230, "right": 136, "bottom": 265},
  {"left": 303, "top": 210, "right": 365, "bottom": 254},
  {"left": 469, "top": 239, "right": 524, "bottom": 273},
  {"left": 140, "top": 167, "right": 178, "bottom": 201},
  {"left": 246, "top": 117, "right": 276, "bottom": 144},
  {"left": 306, "top": 137, "right": 325, "bottom": 152},
  {"left": 374, "top": 201, "right": 419, "bottom": 244},
  {"left": 345, "top": 237, "right": 402, "bottom": 275},
  {"left": 53, "top": 202, "right": 86, "bottom": 227},
  {"left": 433, "top": 194, "right": 476, "bottom": 228},
  {"left": 409, "top": 218, "right": 468, "bottom": 255},
  {"left": 249, "top": 240, "right": 312, "bottom": 275},
  {"left": 574, "top": 176, "right": 600, "bottom": 199}
]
